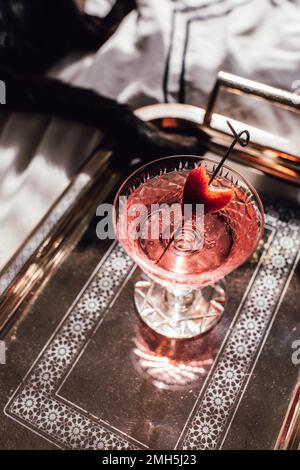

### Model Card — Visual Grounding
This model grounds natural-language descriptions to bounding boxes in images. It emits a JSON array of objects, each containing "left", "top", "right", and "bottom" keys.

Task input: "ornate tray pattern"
[{"left": 4, "top": 207, "right": 300, "bottom": 449}]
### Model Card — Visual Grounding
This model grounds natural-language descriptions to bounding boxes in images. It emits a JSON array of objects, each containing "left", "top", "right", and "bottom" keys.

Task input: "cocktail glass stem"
[
  {"left": 134, "top": 276, "right": 226, "bottom": 339},
  {"left": 165, "top": 287, "right": 195, "bottom": 312}
]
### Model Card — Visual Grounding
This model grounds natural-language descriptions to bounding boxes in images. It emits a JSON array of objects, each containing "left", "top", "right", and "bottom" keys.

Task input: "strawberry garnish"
[{"left": 182, "top": 166, "right": 234, "bottom": 214}]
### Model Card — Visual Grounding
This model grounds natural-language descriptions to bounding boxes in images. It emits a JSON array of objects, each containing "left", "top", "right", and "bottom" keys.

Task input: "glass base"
[{"left": 134, "top": 275, "right": 226, "bottom": 339}]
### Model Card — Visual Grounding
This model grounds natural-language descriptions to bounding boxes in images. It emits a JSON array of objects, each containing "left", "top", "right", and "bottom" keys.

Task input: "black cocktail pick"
[{"left": 209, "top": 121, "right": 250, "bottom": 184}]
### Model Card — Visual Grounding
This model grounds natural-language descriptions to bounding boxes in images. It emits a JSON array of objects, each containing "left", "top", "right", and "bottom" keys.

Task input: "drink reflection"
[{"left": 131, "top": 317, "right": 213, "bottom": 391}]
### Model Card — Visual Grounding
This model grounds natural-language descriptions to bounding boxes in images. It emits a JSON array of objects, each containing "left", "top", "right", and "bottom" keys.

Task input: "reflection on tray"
[{"left": 132, "top": 319, "right": 213, "bottom": 391}]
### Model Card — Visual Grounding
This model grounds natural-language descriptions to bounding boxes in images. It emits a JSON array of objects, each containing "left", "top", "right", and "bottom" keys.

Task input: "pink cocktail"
[{"left": 114, "top": 156, "right": 264, "bottom": 338}]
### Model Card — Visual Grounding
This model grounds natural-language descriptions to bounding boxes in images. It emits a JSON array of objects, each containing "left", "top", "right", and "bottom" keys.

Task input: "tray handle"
[{"left": 204, "top": 72, "right": 300, "bottom": 127}]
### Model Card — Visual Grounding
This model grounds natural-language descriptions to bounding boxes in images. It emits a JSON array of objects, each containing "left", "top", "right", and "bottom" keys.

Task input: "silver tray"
[{"left": 0, "top": 72, "right": 299, "bottom": 449}]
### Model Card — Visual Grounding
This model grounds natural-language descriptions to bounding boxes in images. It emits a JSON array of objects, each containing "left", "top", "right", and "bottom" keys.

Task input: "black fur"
[
  {"left": 0, "top": 0, "right": 136, "bottom": 73},
  {"left": 0, "top": 0, "right": 208, "bottom": 167}
]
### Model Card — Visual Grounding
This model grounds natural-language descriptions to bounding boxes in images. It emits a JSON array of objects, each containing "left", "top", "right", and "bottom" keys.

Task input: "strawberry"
[{"left": 182, "top": 166, "right": 234, "bottom": 214}]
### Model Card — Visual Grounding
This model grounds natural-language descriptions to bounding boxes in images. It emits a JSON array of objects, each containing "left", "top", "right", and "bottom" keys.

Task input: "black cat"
[
  {"left": 0, "top": 0, "right": 208, "bottom": 168},
  {"left": 0, "top": 0, "right": 135, "bottom": 73}
]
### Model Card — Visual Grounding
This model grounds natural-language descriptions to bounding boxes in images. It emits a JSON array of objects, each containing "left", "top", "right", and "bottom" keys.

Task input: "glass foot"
[{"left": 134, "top": 275, "right": 226, "bottom": 339}]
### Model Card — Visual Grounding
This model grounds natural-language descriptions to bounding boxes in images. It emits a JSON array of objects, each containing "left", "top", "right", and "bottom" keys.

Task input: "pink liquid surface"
[{"left": 118, "top": 170, "right": 261, "bottom": 287}]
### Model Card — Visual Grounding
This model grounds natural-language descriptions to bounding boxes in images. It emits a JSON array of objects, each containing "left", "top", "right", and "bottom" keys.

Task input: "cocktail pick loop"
[{"left": 209, "top": 121, "right": 250, "bottom": 185}]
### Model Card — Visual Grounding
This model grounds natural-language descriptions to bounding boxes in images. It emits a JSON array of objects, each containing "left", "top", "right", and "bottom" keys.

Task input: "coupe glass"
[{"left": 113, "top": 156, "right": 264, "bottom": 339}]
